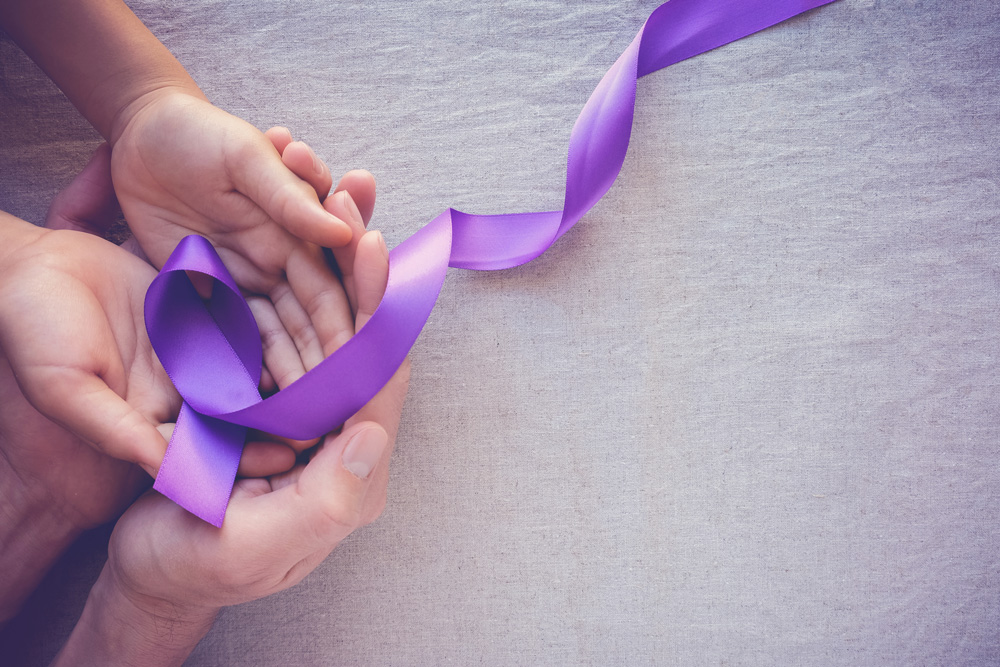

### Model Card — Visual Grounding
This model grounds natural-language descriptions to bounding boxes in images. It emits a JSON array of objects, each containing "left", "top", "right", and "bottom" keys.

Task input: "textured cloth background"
[{"left": 1, "top": 1, "right": 998, "bottom": 665}]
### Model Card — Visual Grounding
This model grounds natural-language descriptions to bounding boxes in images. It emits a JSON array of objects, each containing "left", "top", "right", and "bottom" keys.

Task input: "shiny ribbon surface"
[{"left": 147, "top": 0, "right": 839, "bottom": 527}]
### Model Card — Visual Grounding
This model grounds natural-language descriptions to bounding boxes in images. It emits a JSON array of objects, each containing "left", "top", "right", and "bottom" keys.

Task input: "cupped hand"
[
  {"left": 110, "top": 90, "right": 350, "bottom": 282},
  {"left": 0, "top": 130, "right": 358, "bottom": 486},
  {"left": 0, "top": 132, "right": 340, "bottom": 552},
  {"left": 0, "top": 215, "right": 177, "bottom": 481},
  {"left": 105, "top": 228, "right": 408, "bottom": 614},
  {"left": 112, "top": 92, "right": 379, "bottom": 399}
]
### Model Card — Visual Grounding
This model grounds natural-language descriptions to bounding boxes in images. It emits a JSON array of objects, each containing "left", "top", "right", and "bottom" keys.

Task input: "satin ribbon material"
[{"left": 147, "top": 0, "right": 838, "bottom": 527}]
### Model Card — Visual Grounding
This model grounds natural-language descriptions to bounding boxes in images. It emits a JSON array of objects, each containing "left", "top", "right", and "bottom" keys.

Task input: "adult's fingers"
[
  {"left": 232, "top": 422, "right": 390, "bottom": 564},
  {"left": 352, "top": 230, "right": 390, "bottom": 331},
  {"left": 267, "top": 280, "right": 326, "bottom": 374},
  {"left": 284, "top": 196, "right": 362, "bottom": 357},
  {"left": 328, "top": 189, "right": 372, "bottom": 316},
  {"left": 348, "top": 362, "right": 410, "bottom": 526},
  {"left": 155, "top": 423, "right": 295, "bottom": 479},
  {"left": 0, "top": 260, "right": 167, "bottom": 474},
  {"left": 247, "top": 295, "right": 308, "bottom": 389},
  {"left": 238, "top": 439, "right": 297, "bottom": 478},
  {"left": 344, "top": 228, "right": 405, "bottom": 523},
  {"left": 24, "top": 367, "right": 168, "bottom": 476}
]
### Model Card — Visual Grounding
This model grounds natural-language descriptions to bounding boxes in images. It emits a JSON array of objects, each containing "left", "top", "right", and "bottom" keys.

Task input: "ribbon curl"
[{"left": 146, "top": 0, "right": 839, "bottom": 526}]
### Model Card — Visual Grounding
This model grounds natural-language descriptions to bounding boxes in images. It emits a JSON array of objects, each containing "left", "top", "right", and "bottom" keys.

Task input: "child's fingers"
[
  {"left": 280, "top": 141, "right": 334, "bottom": 203},
  {"left": 332, "top": 169, "right": 377, "bottom": 225},
  {"left": 262, "top": 126, "right": 334, "bottom": 219},
  {"left": 229, "top": 135, "right": 350, "bottom": 248},
  {"left": 263, "top": 126, "right": 294, "bottom": 155}
]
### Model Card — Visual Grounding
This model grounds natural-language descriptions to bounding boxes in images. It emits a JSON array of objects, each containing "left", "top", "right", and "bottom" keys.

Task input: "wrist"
[
  {"left": 54, "top": 562, "right": 219, "bottom": 667},
  {"left": 0, "top": 211, "right": 46, "bottom": 267},
  {"left": 107, "top": 84, "right": 207, "bottom": 148},
  {"left": 0, "top": 0, "right": 205, "bottom": 142}
]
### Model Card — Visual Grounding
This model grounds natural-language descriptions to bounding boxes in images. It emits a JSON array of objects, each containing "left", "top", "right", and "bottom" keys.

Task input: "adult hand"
[
  {"left": 0, "top": 218, "right": 290, "bottom": 489},
  {"left": 0, "top": 137, "right": 349, "bottom": 622},
  {"left": 0, "top": 343, "right": 148, "bottom": 624},
  {"left": 52, "top": 228, "right": 409, "bottom": 666},
  {"left": 0, "top": 218, "right": 177, "bottom": 474},
  {"left": 0, "top": 208, "right": 170, "bottom": 625},
  {"left": 15, "top": 137, "right": 356, "bottom": 477}
]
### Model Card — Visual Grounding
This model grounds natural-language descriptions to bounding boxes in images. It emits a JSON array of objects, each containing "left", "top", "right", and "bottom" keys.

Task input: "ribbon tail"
[{"left": 153, "top": 402, "right": 247, "bottom": 527}]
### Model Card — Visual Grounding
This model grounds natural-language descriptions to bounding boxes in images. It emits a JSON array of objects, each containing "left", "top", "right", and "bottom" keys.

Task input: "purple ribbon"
[{"left": 146, "top": 0, "right": 838, "bottom": 527}]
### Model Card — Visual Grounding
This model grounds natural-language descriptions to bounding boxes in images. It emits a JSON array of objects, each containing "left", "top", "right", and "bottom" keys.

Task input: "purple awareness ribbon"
[{"left": 146, "top": 0, "right": 839, "bottom": 527}]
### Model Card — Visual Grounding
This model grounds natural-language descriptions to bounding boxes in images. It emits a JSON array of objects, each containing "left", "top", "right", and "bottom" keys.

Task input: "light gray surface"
[{"left": 1, "top": 1, "right": 999, "bottom": 665}]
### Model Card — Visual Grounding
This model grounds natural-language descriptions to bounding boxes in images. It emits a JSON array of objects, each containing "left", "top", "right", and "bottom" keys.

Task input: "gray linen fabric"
[{"left": 1, "top": 1, "right": 998, "bottom": 665}]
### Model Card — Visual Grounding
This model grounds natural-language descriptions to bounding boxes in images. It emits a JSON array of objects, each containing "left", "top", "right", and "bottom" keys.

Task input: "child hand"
[{"left": 111, "top": 94, "right": 379, "bottom": 391}]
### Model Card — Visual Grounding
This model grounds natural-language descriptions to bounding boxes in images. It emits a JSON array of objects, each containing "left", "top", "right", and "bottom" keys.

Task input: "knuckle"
[
  {"left": 269, "top": 180, "right": 308, "bottom": 224},
  {"left": 272, "top": 367, "right": 303, "bottom": 390},
  {"left": 325, "top": 329, "right": 354, "bottom": 356},
  {"left": 317, "top": 491, "right": 364, "bottom": 533},
  {"left": 257, "top": 321, "right": 286, "bottom": 351}
]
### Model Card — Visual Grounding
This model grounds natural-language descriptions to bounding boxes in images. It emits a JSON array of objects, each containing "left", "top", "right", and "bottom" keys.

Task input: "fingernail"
[
  {"left": 341, "top": 426, "right": 387, "bottom": 480},
  {"left": 309, "top": 146, "right": 325, "bottom": 177},
  {"left": 338, "top": 190, "right": 363, "bottom": 226},
  {"left": 374, "top": 231, "right": 389, "bottom": 262}
]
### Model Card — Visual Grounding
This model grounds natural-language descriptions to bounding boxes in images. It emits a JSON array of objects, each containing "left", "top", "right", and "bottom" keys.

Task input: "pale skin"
[
  {"left": 53, "top": 237, "right": 409, "bottom": 666},
  {"left": 0, "top": 213, "right": 408, "bottom": 664},
  {"left": 0, "top": 0, "right": 410, "bottom": 659},
  {"left": 0, "top": 137, "right": 406, "bottom": 634},
  {"left": 0, "top": 0, "right": 379, "bottom": 469}
]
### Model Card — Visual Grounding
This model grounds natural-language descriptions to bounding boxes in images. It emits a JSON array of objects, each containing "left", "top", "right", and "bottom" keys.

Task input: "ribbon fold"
[{"left": 146, "top": 0, "right": 838, "bottom": 526}]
